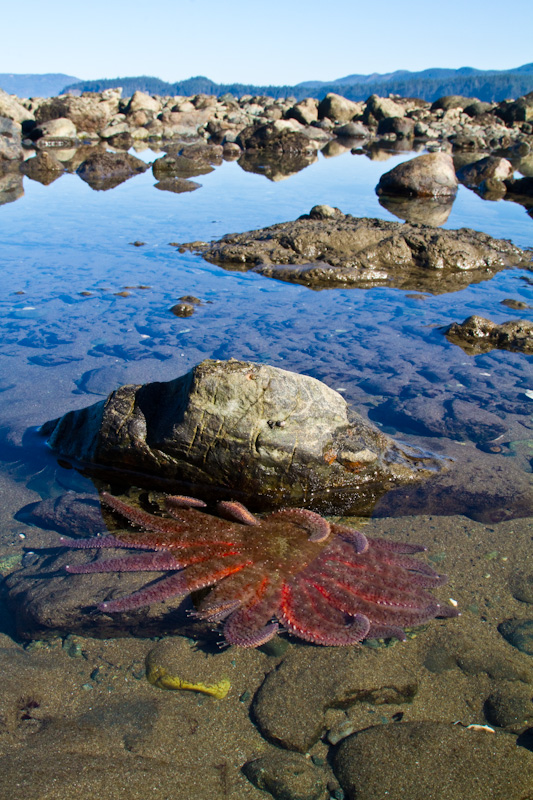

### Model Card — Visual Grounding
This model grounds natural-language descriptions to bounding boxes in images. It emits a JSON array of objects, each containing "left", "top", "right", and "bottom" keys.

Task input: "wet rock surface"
[
  {"left": 456, "top": 155, "right": 514, "bottom": 187},
  {"left": 179, "top": 207, "right": 531, "bottom": 293},
  {"left": 333, "top": 721, "right": 533, "bottom": 800},
  {"left": 445, "top": 315, "right": 533, "bottom": 354},
  {"left": 41, "top": 359, "right": 444, "bottom": 514},
  {"left": 76, "top": 150, "right": 149, "bottom": 190}
]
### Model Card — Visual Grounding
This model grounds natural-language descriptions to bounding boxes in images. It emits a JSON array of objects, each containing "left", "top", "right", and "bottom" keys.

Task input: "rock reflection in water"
[
  {"left": 237, "top": 150, "right": 317, "bottom": 181},
  {"left": 378, "top": 194, "right": 454, "bottom": 226}
]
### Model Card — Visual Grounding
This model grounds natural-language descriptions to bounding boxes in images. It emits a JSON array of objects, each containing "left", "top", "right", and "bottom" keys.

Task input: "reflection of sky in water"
[{"left": 0, "top": 148, "right": 532, "bottom": 486}]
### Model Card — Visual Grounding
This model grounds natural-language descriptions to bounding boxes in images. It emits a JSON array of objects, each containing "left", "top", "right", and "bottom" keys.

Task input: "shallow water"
[{"left": 0, "top": 143, "right": 532, "bottom": 798}]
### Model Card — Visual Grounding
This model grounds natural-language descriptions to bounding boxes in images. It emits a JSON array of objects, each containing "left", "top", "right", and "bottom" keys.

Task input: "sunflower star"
[{"left": 61, "top": 492, "right": 458, "bottom": 647}]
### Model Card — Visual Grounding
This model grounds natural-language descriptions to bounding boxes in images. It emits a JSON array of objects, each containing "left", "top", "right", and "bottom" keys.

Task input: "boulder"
[
  {"left": 285, "top": 98, "right": 319, "bottom": 125},
  {"left": 463, "top": 100, "right": 494, "bottom": 118},
  {"left": 42, "top": 359, "right": 446, "bottom": 515},
  {"left": 445, "top": 316, "right": 533, "bottom": 354},
  {"left": 33, "top": 117, "right": 78, "bottom": 140},
  {"left": 76, "top": 151, "right": 148, "bottom": 190},
  {"left": 179, "top": 207, "right": 529, "bottom": 293},
  {"left": 376, "top": 152, "right": 458, "bottom": 197},
  {"left": 456, "top": 155, "right": 514, "bottom": 187},
  {"left": 495, "top": 91, "right": 533, "bottom": 124},
  {"left": 376, "top": 116, "right": 415, "bottom": 138},
  {"left": 125, "top": 91, "right": 162, "bottom": 115},
  {"left": 0, "top": 88, "right": 34, "bottom": 123},
  {"left": 364, "top": 94, "right": 406, "bottom": 123},
  {"left": 317, "top": 93, "right": 361, "bottom": 123},
  {"left": 237, "top": 121, "right": 320, "bottom": 155},
  {"left": 34, "top": 93, "right": 120, "bottom": 134},
  {"left": 0, "top": 116, "right": 23, "bottom": 162},
  {"left": 334, "top": 121, "right": 369, "bottom": 138},
  {"left": 431, "top": 95, "right": 473, "bottom": 111}
]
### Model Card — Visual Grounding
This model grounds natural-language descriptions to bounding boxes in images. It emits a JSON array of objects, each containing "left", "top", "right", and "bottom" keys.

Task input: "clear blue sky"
[{"left": 2, "top": 0, "right": 532, "bottom": 85}]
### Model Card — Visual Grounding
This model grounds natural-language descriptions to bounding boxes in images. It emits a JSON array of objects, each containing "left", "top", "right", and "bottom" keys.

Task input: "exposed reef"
[{"left": 178, "top": 206, "right": 531, "bottom": 293}]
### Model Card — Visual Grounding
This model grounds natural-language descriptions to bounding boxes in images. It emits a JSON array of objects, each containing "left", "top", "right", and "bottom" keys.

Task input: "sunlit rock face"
[
  {"left": 42, "top": 359, "right": 447, "bottom": 516},
  {"left": 177, "top": 207, "right": 530, "bottom": 293}
]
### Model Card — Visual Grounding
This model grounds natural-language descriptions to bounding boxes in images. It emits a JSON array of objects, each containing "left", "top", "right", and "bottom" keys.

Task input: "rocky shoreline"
[{"left": 1, "top": 87, "right": 533, "bottom": 210}]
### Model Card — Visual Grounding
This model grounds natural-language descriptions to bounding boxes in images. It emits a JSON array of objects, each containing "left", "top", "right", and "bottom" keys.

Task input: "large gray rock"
[
  {"left": 0, "top": 116, "right": 23, "bottom": 162},
  {"left": 237, "top": 120, "right": 320, "bottom": 155},
  {"left": 33, "top": 116, "right": 78, "bottom": 140},
  {"left": 431, "top": 95, "right": 473, "bottom": 111},
  {"left": 334, "top": 722, "right": 533, "bottom": 800},
  {"left": 34, "top": 93, "right": 120, "bottom": 133},
  {"left": 0, "top": 89, "right": 33, "bottom": 123},
  {"left": 286, "top": 98, "right": 319, "bottom": 125},
  {"left": 496, "top": 91, "right": 533, "bottom": 124},
  {"left": 180, "top": 207, "right": 530, "bottom": 293},
  {"left": 42, "top": 359, "right": 445, "bottom": 515},
  {"left": 318, "top": 93, "right": 361, "bottom": 123},
  {"left": 364, "top": 94, "right": 406, "bottom": 123},
  {"left": 456, "top": 155, "right": 514, "bottom": 188},
  {"left": 376, "top": 152, "right": 458, "bottom": 197}
]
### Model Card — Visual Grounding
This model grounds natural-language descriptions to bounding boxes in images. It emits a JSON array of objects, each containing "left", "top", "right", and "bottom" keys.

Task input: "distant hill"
[
  {"left": 0, "top": 73, "right": 81, "bottom": 97},
  {"left": 299, "top": 63, "right": 533, "bottom": 88},
  {"left": 61, "top": 64, "right": 533, "bottom": 103}
]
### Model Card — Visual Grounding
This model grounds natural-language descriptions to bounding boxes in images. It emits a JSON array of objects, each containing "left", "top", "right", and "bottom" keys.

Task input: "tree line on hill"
[{"left": 61, "top": 70, "right": 533, "bottom": 103}]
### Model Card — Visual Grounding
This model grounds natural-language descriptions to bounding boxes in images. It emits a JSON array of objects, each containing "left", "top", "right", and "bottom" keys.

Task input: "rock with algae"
[{"left": 145, "top": 638, "right": 230, "bottom": 699}]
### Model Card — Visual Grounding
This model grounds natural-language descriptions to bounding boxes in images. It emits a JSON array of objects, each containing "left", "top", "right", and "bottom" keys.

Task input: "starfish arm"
[
  {"left": 66, "top": 551, "right": 181, "bottom": 574},
  {"left": 366, "top": 623, "right": 407, "bottom": 641},
  {"left": 101, "top": 492, "right": 186, "bottom": 536},
  {"left": 269, "top": 508, "right": 331, "bottom": 543},
  {"left": 59, "top": 534, "right": 151, "bottom": 550},
  {"left": 330, "top": 523, "right": 369, "bottom": 553},
  {"left": 216, "top": 501, "right": 260, "bottom": 526},
  {"left": 223, "top": 617, "right": 279, "bottom": 648},
  {"left": 99, "top": 571, "right": 189, "bottom": 613},
  {"left": 165, "top": 495, "right": 207, "bottom": 510}
]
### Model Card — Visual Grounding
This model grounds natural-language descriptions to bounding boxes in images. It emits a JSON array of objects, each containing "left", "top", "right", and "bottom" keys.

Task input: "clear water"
[{"left": 0, "top": 144, "right": 532, "bottom": 796}]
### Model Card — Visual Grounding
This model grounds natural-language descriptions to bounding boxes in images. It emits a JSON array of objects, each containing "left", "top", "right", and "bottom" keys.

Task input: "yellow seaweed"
[{"left": 146, "top": 663, "right": 230, "bottom": 699}]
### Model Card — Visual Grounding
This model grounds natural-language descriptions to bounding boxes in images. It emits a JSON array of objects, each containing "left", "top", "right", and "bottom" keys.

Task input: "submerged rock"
[
  {"left": 445, "top": 316, "right": 533, "bottom": 354},
  {"left": 242, "top": 751, "right": 328, "bottom": 800},
  {"left": 42, "top": 359, "right": 446, "bottom": 515},
  {"left": 178, "top": 206, "right": 530, "bottom": 293},
  {"left": 334, "top": 721, "right": 533, "bottom": 800}
]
